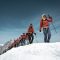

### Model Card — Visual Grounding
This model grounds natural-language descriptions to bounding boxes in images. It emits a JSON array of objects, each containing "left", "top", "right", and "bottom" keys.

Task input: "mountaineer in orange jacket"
[
  {"left": 27, "top": 23, "right": 36, "bottom": 44},
  {"left": 28, "top": 24, "right": 34, "bottom": 34},
  {"left": 39, "top": 14, "right": 52, "bottom": 42}
]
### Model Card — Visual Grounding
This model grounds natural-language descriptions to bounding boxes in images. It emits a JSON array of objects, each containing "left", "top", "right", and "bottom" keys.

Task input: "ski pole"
[
  {"left": 35, "top": 35, "right": 38, "bottom": 43},
  {"left": 51, "top": 22, "right": 57, "bottom": 33},
  {"left": 33, "top": 33, "right": 38, "bottom": 43},
  {"left": 48, "top": 14, "right": 57, "bottom": 33}
]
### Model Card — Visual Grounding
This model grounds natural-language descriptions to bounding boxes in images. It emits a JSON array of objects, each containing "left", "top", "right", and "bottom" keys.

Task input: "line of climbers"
[
  {"left": 6, "top": 14, "right": 53, "bottom": 50},
  {"left": 8, "top": 24, "right": 36, "bottom": 50}
]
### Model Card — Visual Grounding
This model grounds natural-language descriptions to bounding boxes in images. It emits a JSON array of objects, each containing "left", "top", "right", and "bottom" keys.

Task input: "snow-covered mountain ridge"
[{"left": 0, "top": 42, "right": 60, "bottom": 60}]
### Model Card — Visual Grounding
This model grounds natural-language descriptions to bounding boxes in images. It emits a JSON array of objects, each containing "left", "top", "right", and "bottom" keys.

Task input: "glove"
[
  {"left": 34, "top": 33, "right": 36, "bottom": 35},
  {"left": 39, "top": 29, "right": 41, "bottom": 32},
  {"left": 48, "top": 14, "right": 52, "bottom": 19}
]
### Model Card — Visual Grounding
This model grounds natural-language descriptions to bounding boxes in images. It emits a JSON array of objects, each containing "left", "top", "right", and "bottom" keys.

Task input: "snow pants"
[
  {"left": 28, "top": 33, "right": 34, "bottom": 44},
  {"left": 20, "top": 39, "right": 25, "bottom": 46},
  {"left": 43, "top": 28, "right": 51, "bottom": 43}
]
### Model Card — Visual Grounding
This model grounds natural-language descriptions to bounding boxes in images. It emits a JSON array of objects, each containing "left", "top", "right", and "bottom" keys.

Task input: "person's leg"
[
  {"left": 27, "top": 33, "right": 30, "bottom": 44},
  {"left": 25, "top": 40, "right": 29, "bottom": 45},
  {"left": 27, "top": 40, "right": 30, "bottom": 45},
  {"left": 30, "top": 34, "right": 34, "bottom": 44},
  {"left": 28, "top": 34, "right": 31, "bottom": 44},
  {"left": 43, "top": 28, "right": 48, "bottom": 42},
  {"left": 23, "top": 39, "right": 25, "bottom": 45},
  {"left": 20, "top": 40, "right": 24, "bottom": 46},
  {"left": 47, "top": 28, "right": 51, "bottom": 42},
  {"left": 16, "top": 42, "right": 20, "bottom": 47}
]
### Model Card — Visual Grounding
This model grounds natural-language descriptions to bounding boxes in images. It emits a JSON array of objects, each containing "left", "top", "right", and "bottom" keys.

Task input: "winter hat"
[{"left": 42, "top": 14, "right": 46, "bottom": 18}]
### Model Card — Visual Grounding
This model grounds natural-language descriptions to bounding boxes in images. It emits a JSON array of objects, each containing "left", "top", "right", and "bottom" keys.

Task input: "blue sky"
[{"left": 0, "top": 0, "right": 60, "bottom": 44}]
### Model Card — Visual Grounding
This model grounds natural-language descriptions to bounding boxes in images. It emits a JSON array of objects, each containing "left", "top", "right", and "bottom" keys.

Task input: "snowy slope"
[
  {"left": 0, "top": 44, "right": 3, "bottom": 46},
  {"left": 0, "top": 42, "right": 60, "bottom": 60},
  {"left": 0, "top": 44, "right": 4, "bottom": 54},
  {"left": 0, "top": 40, "right": 14, "bottom": 55}
]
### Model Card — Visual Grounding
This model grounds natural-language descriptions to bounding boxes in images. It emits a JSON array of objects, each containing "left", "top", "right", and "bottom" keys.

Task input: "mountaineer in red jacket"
[
  {"left": 27, "top": 23, "right": 36, "bottom": 44},
  {"left": 39, "top": 14, "right": 52, "bottom": 42}
]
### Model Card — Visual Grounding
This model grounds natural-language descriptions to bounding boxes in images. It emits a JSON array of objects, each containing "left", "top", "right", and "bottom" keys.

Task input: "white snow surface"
[
  {"left": 0, "top": 42, "right": 60, "bottom": 60},
  {"left": 0, "top": 44, "right": 4, "bottom": 46}
]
